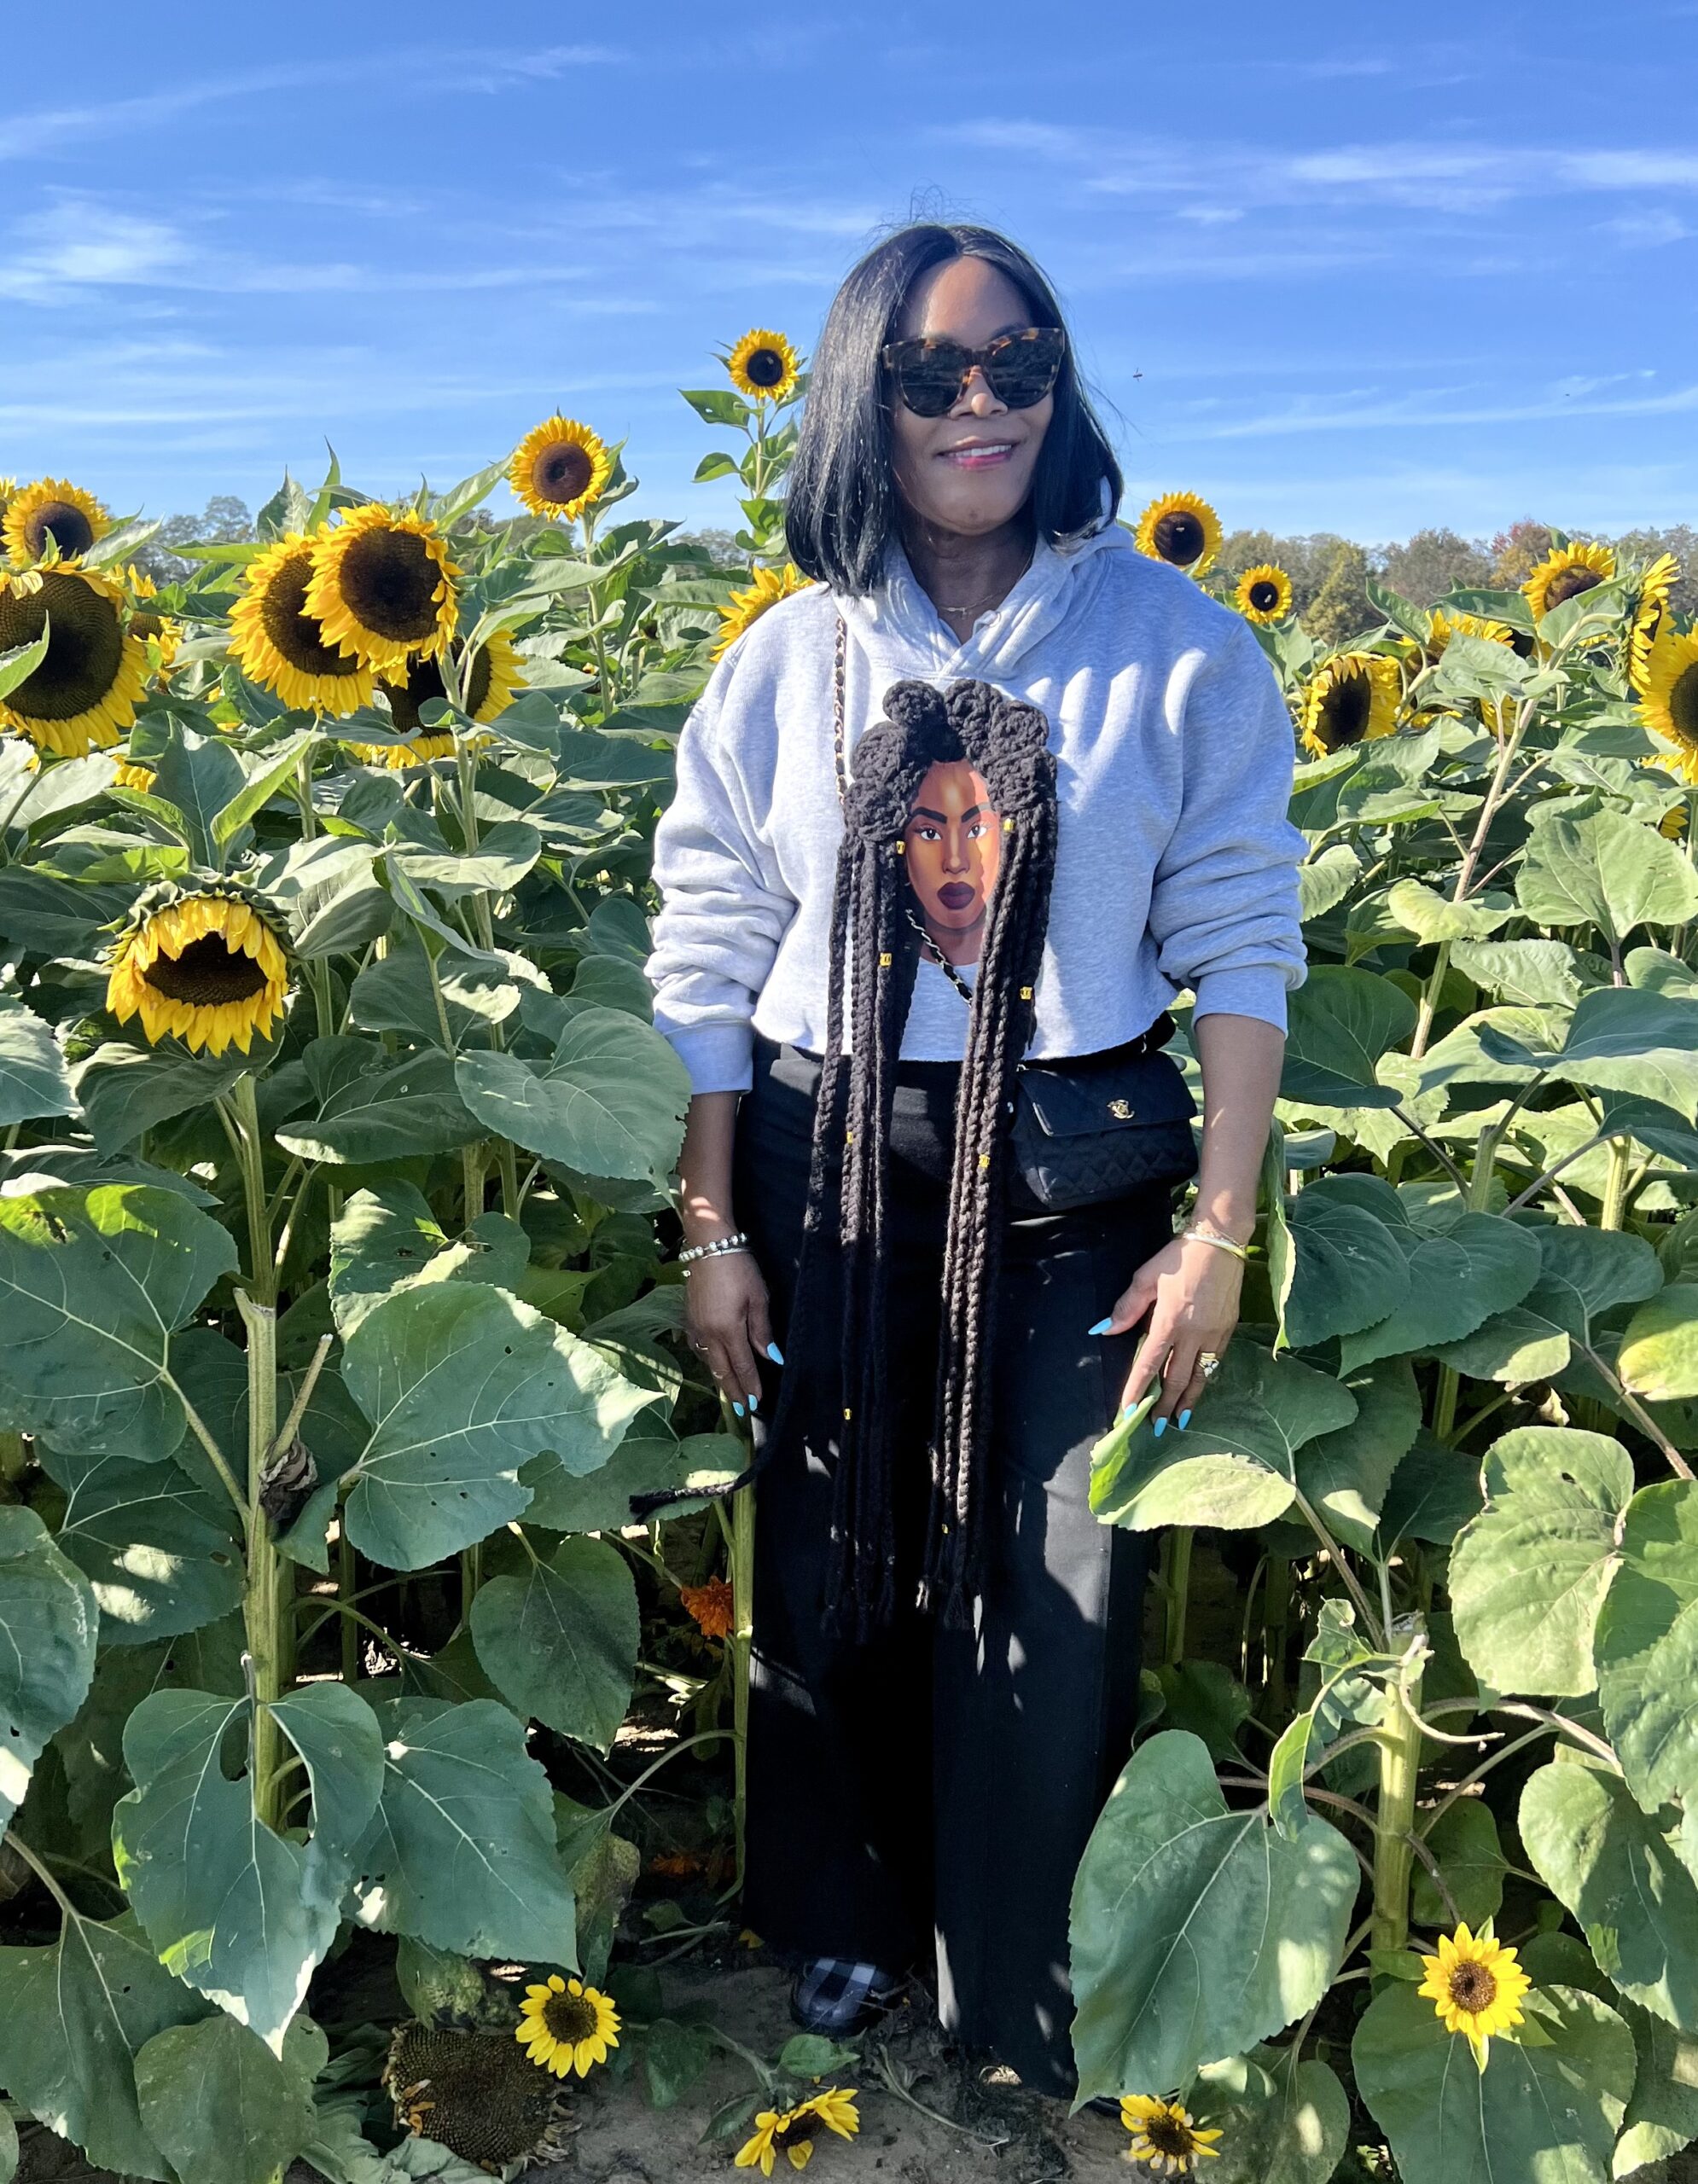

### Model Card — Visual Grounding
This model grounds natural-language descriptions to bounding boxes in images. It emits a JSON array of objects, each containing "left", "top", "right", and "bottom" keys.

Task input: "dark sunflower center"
[
  {"left": 1447, "top": 1960, "right": 1497, "bottom": 2013},
  {"left": 744, "top": 346, "right": 787, "bottom": 389},
  {"left": 1543, "top": 566, "right": 1602, "bottom": 611},
  {"left": 775, "top": 2113, "right": 821, "bottom": 2149},
  {"left": 389, "top": 2029, "right": 555, "bottom": 2168},
  {"left": 1319, "top": 669, "right": 1372, "bottom": 749},
  {"left": 1248, "top": 579, "right": 1281, "bottom": 612},
  {"left": 1667, "top": 665, "right": 1698, "bottom": 747},
  {"left": 24, "top": 499, "right": 96, "bottom": 560},
  {"left": 1144, "top": 2113, "right": 1192, "bottom": 2158},
  {"left": 533, "top": 443, "right": 594, "bottom": 504},
  {"left": 339, "top": 529, "right": 441, "bottom": 642},
  {"left": 144, "top": 933, "right": 269, "bottom": 1006},
  {"left": 259, "top": 549, "right": 362, "bottom": 679},
  {"left": 541, "top": 1991, "right": 598, "bottom": 2047},
  {"left": 1153, "top": 511, "right": 1206, "bottom": 566},
  {"left": 0, "top": 572, "right": 124, "bottom": 721},
  {"left": 381, "top": 644, "right": 490, "bottom": 733}
]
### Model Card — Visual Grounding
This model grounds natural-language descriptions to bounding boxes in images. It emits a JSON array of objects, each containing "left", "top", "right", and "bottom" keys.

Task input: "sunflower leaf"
[
  {"left": 469, "top": 1536, "right": 639, "bottom": 1752},
  {"left": 0, "top": 1506, "right": 98, "bottom": 1831},
  {"left": 1596, "top": 1478, "right": 1698, "bottom": 1812},
  {"left": 1279, "top": 966, "right": 1417, "bottom": 1111},
  {"left": 149, "top": 723, "right": 249, "bottom": 868},
  {"left": 1516, "top": 808, "right": 1698, "bottom": 945},
  {"left": 454, "top": 1006, "right": 690, "bottom": 1186},
  {"left": 132, "top": 2014, "right": 315, "bottom": 2184},
  {"left": 1189, "top": 2052, "right": 1351, "bottom": 2184},
  {"left": 0, "top": 995, "right": 75, "bottom": 1127},
  {"left": 38, "top": 1443, "right": 243, "bottom": 1647}
]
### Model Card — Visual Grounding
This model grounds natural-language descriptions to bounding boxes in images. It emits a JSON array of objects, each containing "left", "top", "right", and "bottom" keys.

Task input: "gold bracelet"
[{"left": 1179, "top": 1223, "right": 1251, "bottom": 1262}]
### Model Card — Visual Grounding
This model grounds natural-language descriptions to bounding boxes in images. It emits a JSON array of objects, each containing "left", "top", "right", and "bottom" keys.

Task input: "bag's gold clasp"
[{"left": 1108, "top": 1097, "right": 1134, "bottom": 1119}]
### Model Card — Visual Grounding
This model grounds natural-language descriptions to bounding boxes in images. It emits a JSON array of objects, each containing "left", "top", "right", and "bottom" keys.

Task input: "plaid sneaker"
[{"left": 790, "top": 1957, "right": 904, "bottom": 2035}]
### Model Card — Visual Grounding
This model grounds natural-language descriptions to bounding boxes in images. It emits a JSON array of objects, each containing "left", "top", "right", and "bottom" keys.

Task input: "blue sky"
[{"left": 6, "top": 0, "right": 1695, "bottom": 546}]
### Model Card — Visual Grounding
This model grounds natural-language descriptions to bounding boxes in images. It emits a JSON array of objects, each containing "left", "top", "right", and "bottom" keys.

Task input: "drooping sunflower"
[
  {"left": 726, "top": 328, "right": 802, "bottom": 404},
  {"left": 386, "top": 2024, "right": 563, "bottom": 2173},
  {"left": 1659, "top": 799, "right": 1689, "bottom": 841},
  {"left": 679, "top": 1577, "right": 736, "bottom": 1639},
  {"left": 712, "top": 563, "right": 812, "bottom": 661},
  {"left": 1521, "top": 538, "right": 1616, "bottom": 622},
  {"left": 1299, "top": 652, "right": 1402, "bottom": 758},
  {"left": 1119, "top": 2096, "right": 1224, "bottom": 2178},
  {"left": 515, "top": 1973, "right": 620, "bottom": 2080},
  {"left": 736, "top": 2088, "right": 859, "bottom": 2175},
  {"left": 1630, "top": 551, "right": 1681, "bottom": 694},
  {"left": 1233, "top": 565, "right": 1293, "bottom": 625},
  {"left": 1638, "top": 626, "right": 1698, "bottom": 783},
  {"left": 229, "top": 533, "right": 375, "bottom": 715},
  {"left": 106, "top": 880, "right": 291, "bottom": 1058},
  {"left": 1427, "top": 607, "right": 1515, "bottom": 657},
  {"left": 509, "top": 415, "right": 613, "bottom": 525},
  {"left": 349, "top": 630, "right": 525, "bottom": 767},
  {"left": 1417, "top": 1920, "right": 1532, "bottom": 2069},
  {"left": 305, "top": 504, "right": 458, "bottom": 675},
  {"left": 3, "top": 477, "right": 109, "bottom": 566},
  {"left": 1134, "top": 491, "right": 1222, "bottom": 577},
  {"left": 0, "top": 567, "right": 147, "bottom": 757}
]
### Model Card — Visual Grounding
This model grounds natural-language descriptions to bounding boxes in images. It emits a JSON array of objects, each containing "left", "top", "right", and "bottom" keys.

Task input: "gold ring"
[{"left": 1198, "top": 1353, "right": 1223, "bottom": 1380}]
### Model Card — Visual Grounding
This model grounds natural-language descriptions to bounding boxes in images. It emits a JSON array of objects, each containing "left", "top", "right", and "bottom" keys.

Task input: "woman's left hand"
[{"left": 1102, "top": 1234, "right": 1244, "bottom": 1431}]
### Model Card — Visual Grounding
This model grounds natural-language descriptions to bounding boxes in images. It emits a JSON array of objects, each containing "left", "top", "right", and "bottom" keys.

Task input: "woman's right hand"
[{"left": 685, "top": 1251, "right": 776, "bottom": 1415}]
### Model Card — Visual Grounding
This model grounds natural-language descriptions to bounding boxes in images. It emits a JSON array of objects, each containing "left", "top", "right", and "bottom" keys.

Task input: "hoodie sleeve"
[
  {"left": 1146, "top": 618, "right": 1307, "bottom": 1032},
  {"left": 645, "top": 663, "right": 798, "bottom": 1095}
]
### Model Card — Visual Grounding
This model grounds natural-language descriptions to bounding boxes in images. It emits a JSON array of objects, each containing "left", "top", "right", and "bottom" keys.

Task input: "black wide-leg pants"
[{"left": 735, "top": 1040, "right": 1172, "bottom": 2096}]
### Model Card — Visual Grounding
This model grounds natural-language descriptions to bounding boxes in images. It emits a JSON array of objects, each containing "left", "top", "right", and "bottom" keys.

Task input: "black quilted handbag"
[{"left": 1007, "top": 1019, "right": 1199, "bottom": 1214}]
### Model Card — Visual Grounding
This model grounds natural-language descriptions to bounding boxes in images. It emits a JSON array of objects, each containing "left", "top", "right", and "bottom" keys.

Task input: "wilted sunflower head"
[
  {"left": 1300, "top": 651, "right": 1401, "bottom": 758},
  {"left": 305, "top": 505, "right": 459, "bottom": 674},
  {"left": 509, "top": 415, "right": 612, "bottom": 524},
  {"left": 0, "top": 568, "right": 146, "bottom": 757},
  {"left": 386, "top": 2024, "right": 563, "bottom": 2174},
  {"left": 1522, "top": 538, "right": 1616, "bottom": 622},
  {"left": 726, "top": 328, "right": 801, "bottom": 404},
  {"left": 712, "top": 563, "right": 812, "bottom": 661},
  {"left": 230, "top": 532, "right": 375, "bottom": 716},
  {"left": 105, "top": 879, "right": 291, "bottom": 1058},
  {"left": 1639, "top": 626, "right": 1698, "bottom": 784},
  {"left": 1234, "top": 564, "right": 1293, "bottom": 625},
  {"left": 3, "top": 477, "right": 109, "bottom": 566},
  {"left": 1427, "top": 607, "right": 1515, "bottom": 658},
  {"left": 1134, "top": 492, "right": 1222, "bottom": 576},
  {"left": 1630, "top": 551, "right": 1682, "bottom": 694}
]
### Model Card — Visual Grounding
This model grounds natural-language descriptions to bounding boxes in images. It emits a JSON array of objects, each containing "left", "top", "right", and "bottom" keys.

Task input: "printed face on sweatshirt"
[{"left": 903, "top": 759, "right": 1001, "bottom": 966}]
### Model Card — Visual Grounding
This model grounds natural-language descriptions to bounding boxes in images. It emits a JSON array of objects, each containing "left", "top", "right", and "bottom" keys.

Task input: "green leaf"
[
  {"left": 1337, "top": 1211, "right": 1543, "bottom": 1374},
  {"left": 353, "top": 1697, "right": 577, "bottom": 1966},
  {"left": 340, "top": 1281, "right": 653, "bottom": 1570},
  {"left": 1450, "top": 937, "right": 1588, "bottom": 1008},
  {"left": 1069, "top": 1731, "right": 1358, "bottom": 2103},
  {"left": 1291, "top": 1356, "right": 1422, "bottom": 1552},
  {"left": 1385, "top": 880, "right": 1514, "bottom": 944},
  {"left": 1410, "top": 1798, "right": 1506, "bottom": 1928},
  {"left": 267, "top": 1682, "right": 386, "bottom": 1854},
  {"left": 275, "top": 1039, "right": 482, "bottom": 1165},
  {"left": 519, "top": 1429, "right": 742, "bottom": 1531},
  {"left": 691, "top": 450, "right": 740, "bottom": 483},
  {"left": 0, "top": 2107, "right": 14, "bottom": 2184},
  {"left": 133, "top": 2013, "right": 314, "bottom": 2184},
  {"left": 329, "top": 1183, "right": 530, "bottom": 1338},
  {"left": 212, "top": 729, "right": 319, "bottom": 849},
  {"left": 469, "top": 1535, "right": 639, "bottom": 1751},
  {"left": 1596, "top": 1478, "right": 1698, "bottom": 1812},
  {"left": 347, "top": 936, "right": 541, "bottom": 1049},
  {"left": 40, "top": 1443, "right": 242, "bottom": 1646},
  {"left": 1296, "top": 841, "right": 1361, "bottom": 922},
  {"left": 150, "top": 722, "right": 249, "bottom": 868},
  {"left": 555, "top": 1798, "right": 639, "bottom": 1987},
  {"left": 1480, "top": 985, "right": 1698, "bottom": 1125},
  {"left": 1520, "top": 1757, "right": 1698, "bottom": 2029},
  {"left": 1378, "top": 1434, "right": 1485, "bottom": 1547},
  {"left": 1352, "top": 1982, "right": 1633, "bottom": 2184},
  {"left": 1276, "top": 1184, "right": 1411, "bottom": 1350},
  {"left": 0, "top": 1183, "right": 236, "bottom": 1461},
  {"left": 0, "top": 1908, "right": 206, "bottom": 2181},
  {"left": 680, "top": 387, "right": 751, "bottom": 427},
  {"left": 1619, "top": 1284, "right": 1698, "bottom": 1402},
  {"left": 1450, "top": 1426, "right": 1633, "bottom": 1697},
  {"left": 0, "top": 618, "right": 52, "bottom": 699},
  {"left": 1614, "top": 1999, "right": 1698, "bottom": 2176},
  {"left": 1090, "top": 1343, "right": 1358, "bottom": 1531},
  {"left": 1280, "top": 967, "right": 1417, "bottom": 1111},
  {"left": 73, "top": 1038, "right": 253, "bottom": 1153},
  {"left": 1189, "top": 2052, "right": 1351, "bottom": 2184},
  {"left": 1516, "top": 808, "right": 1698, "bottom": 944},
  {"left": 1433, "top": 1226, "right": 1661, "bottom": 1388},
  {"left": 1149, "top": 1660, "right": 1252, "bottom": 1761},
  {"left": 390, "top": 822, "right": 542, "bottom": 900},
  {"left": 0, "top": 1506, "right": 97, "bottom": 1830},
  {"left": 643, "top": 2017, "right": 718, "bottom": 2108},
  {"left": 455, "top": 1007, "right": 691, "bottom": 1185},
  {"left": 0, "top": 996, "right": 74, "bottom": 1126}
]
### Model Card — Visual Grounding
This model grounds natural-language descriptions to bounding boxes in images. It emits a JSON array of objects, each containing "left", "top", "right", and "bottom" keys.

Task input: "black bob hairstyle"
[{"left": 784, "top": 223, "right": 1123, "bottom": 597}]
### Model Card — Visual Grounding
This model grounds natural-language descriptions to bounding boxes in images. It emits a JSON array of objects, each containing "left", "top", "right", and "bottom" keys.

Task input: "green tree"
[
  {"left": 1378, "top": 527, "right": 1492, "bottom": 607},
  {"left": 1306, "top": 540, "right": 1377, "bottom": 647}
]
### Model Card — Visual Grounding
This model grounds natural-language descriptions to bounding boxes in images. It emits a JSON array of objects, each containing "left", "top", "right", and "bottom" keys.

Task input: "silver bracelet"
[
  {"left": 1179, "top": 1223, "right": 1251, "bottom": 1263},
  {"left": 677, "top": 1230, "right": 750, "bottom": 1268}
]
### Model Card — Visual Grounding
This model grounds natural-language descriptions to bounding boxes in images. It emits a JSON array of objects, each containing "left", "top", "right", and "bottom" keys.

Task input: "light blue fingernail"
[
  {"left": 747, "top": 1391, "right": 759, "bottom": 1412},
  {"left": 1120, "top": 1403, "right": 1137, "bottom": 1421},
  {"left": 732, "top": 1401, "right": 745, "bottom": 1418},
  {"left": 767, "top": 1342, "right": 785, "bottom": 1365},
  {"left": 1152, "top": 1416, "right": 1167, "bottom": 1439},
  {"left": 1178, "top": 1409, "right": 1192, "bottom": 1432},
  {"left": 1086, "top": 1317, "right": 1113, "bottom": 1336}
]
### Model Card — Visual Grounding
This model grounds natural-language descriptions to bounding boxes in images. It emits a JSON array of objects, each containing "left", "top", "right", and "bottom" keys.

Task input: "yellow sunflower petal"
[
  {"left": 726, "top": 328, "right": 802, "bottom": 404},
  {"left": 1134, "top": 491, "right": 1223, "bottom": 576},
  {"left": 305, "top": 504, "right": 458, "bottom": 674},
  {"left": 3, "top": 477, "right": 109, "bottom": 566},
  {"left": 509, "top": 415, "right": 612, "bottom": 523}
]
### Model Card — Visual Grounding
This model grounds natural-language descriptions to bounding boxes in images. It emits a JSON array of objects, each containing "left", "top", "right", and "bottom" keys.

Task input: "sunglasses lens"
[
  {"left": 895, "top": 344, "right": 969, "bottom": 417},
  {"left": 985, "top": 329, "right": 1064, "bottom": 409}
]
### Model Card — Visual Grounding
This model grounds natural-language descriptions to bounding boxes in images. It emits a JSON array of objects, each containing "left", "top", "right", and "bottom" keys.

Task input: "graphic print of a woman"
[{"left": 903, "top": 758, "right": 1002, "bottom": 967}]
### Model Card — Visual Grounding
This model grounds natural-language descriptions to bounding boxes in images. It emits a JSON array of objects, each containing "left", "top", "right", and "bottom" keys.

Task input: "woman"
[{"left": 645, "top": 223, "right": 1305, "bottom": 2094}]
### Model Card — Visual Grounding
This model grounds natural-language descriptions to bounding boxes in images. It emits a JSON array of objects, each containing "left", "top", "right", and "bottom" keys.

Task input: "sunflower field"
[{"left": 2, "top": 332, "right": 1698, "bottom": 2184}]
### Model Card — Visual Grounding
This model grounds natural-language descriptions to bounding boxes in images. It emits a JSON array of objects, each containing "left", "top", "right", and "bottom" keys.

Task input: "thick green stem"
[
  {"left": 1160, "top": 1527, "right": 1193, "bottom": 1668},
  {"left": 231, "top": 1074, "right": 275, "bottom": 1304},
  {"left": 1408, "top": 938, "right": 1451, "bottom": 1064},
  {"left": 1371, "top": 1634, "right": 1425, "bottom": 1955},
  {"left": 1599, "top": 1135, "right": 1632, "bottom": 1233},
  {"left": 240, "top": 1293, "right": 288, "bottom": 1834}
]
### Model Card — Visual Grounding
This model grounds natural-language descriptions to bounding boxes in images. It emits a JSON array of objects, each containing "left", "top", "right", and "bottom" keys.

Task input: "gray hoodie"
[{"left": 646, "top": 526, "right": 1306, "bottom": 1095}]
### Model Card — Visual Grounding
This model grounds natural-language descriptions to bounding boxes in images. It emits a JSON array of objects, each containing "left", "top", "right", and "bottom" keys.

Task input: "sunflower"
[
  {"left": 712, "top": 564, "right": 812, "bottom": 662},
  {"left": 736, "top": 2089, "right": 859, "bottom": 2175},
  {"left": 378, "top": 630, "right": 525, "bottom": 735},
  {"left": 0, "top": 479, "right": 15, "bottom": 520},
  {"left": 1521, "top": 539, "right": 1616, "bottom": 622},
  {"left": 229, "top": 533, "right": 375, "bottom": 715},
  {"left": 1134, "top": 492, "right": 1221, "bottom": 577},
  {"left": 1427, "top": 607, "right": 1515, "bottom": 657},
  {"left": 105, "top": 880, "right": 291, "bottom": 1058},
  {"left": 1659, "top": 800, "right": 1689, "bottom": 841},
  {"left": 727, "top": 329, "right": 801, "bottom": 404},
  {"left": 305, "top": 504, "right": 458, "bottom": 674},
  {"left": 1119, "top": 2096, "right": 1223, "bottom": 2178},
  {"left": 509, "top": 415, "right": 612, "bottom": 524},
  {"left": 0, "top": 567, "right": 147, "bottom": 757},
  {"left": 1299, "top": 652, "right": 1401, "bottom": 758},
  {"left": 679, "top": 1577, "right": 736, "bottom": 1639},
  {"left": 1638, "top": 626, "right": 1698, "bottom": 782},
  {"left": 1418, "top": 1920, "right": 1532, "bottom": 2070},
  {"left": 112, "top": 756, "right": 155, "bottom": 792},
  {"left": 386, "top": 2024, "right": 562, "bottom": 2173},
  {"left": 1233, "top": 565, "right": 1293, "bottom": 624},
  {"left": 3, "top": 477, "right": 109, "bottom": 566},
  {"left": 1630, "top": 551, "right": 1681, "bottom": 694},
  {"left": 515, "top": 1973, "right": 619, "bottom": 2080}
]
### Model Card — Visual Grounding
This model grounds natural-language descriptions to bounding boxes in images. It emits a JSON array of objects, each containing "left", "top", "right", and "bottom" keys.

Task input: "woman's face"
[
  {"left": 888, "top": 258, "right": 1054, "bottom": 542},
  {"left": 904, "top": 759, "right": 1002, "bottom": 965}
]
